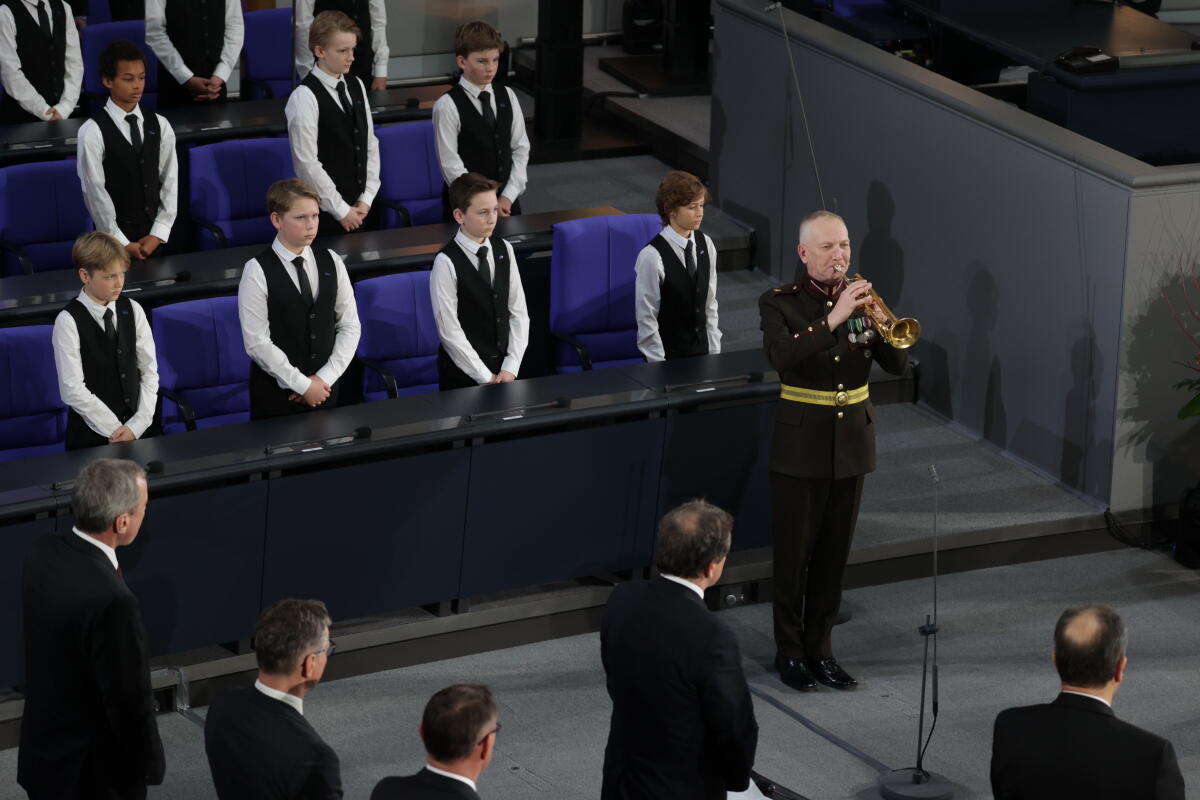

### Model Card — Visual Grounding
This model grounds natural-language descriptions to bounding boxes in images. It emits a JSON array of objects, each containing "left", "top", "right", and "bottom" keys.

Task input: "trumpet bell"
[{"left": 885, "top": 317, "right": 921, "bottom": 349}]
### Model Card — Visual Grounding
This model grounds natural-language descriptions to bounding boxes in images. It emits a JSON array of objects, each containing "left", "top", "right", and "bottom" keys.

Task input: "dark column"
[
  {"left": 663, "top": 0, "right": 709, "bottom": 79},
  {"left": 535, "top": 0, "right": 584, "bottom": 141}
]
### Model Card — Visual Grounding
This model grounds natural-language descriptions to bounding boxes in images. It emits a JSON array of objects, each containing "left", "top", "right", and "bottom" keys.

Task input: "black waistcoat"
[
  {"left": 649, "top": 233, "right": 710, "bottom": 359},
  {"left": 313, "top": 0, "right": 374, "bottom": 85},
  {"left": 446, "top": 83, "right": 514, "bottom": 188},
  {"left": 164, "top": 0, "right": 225, "bottom": 79},
  {"left": 0, "top": 0, "right": 67, "bottom": 123},
  {"left": 248, "top": 247, "right": 338, "bottom": 417},
  {"left": 62, "top": 297, "right": 139, "bottom": 446},
  {"left": 440, "top": 237, "right": 511, "bottom": 375},
  {"left": 93, "top": 108, "right": 161, "bottom": 242},
  {"left": 301, "top": 72, "right": 370, "bottom": 207}
]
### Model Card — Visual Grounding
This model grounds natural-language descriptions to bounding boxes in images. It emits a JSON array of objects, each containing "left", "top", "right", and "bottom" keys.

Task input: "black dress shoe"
[
  {"left": 774, "top": 653, "right": 817, "bottom": 691},
  {"left": 807, "top": 657, "right": 857, "bottom": 689}
]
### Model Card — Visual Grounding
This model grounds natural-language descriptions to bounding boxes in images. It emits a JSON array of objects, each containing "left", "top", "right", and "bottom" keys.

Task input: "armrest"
[
  {"left": 358, "top": 356, "right": 398, "bottom": 399},
  {"left": 551, "top": 330, "right": 592, "bottom": 371},
  {"left": 376, "top": 198, "right": 413, "bottom": 227},
  {"left": 240, "top": 76, "right": 274, "bottom": 99},
  {"left": 0, "top": 242, "right": 35, "bottom": 275},
  {"left": 157, "top": 385, "right": 197, "bottom": 432},
  {"left": 192, "top": 217, "right": 229, "bottom": 249}
]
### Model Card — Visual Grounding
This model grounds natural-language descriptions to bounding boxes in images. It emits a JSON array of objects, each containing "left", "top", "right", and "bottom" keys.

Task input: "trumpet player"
[{"left": 759, "top": 210, "right": 909, "bottom": 692}]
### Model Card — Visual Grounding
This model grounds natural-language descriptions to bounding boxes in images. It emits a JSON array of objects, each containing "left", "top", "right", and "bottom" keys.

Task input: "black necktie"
[
  {"left": 684, "top": 239, "right": 696, "bottom": 277},
  {"left": 125, "top": 114, "right": 142, "bottom": 153},
  {"left": 477, "top": 245, "right": 491, "bottom": 287},
  {"left": 335, "top": 80, "right": 355, "bottom": 124},
  {"left": 35, "top": 0, "right": 50, "bottom": 40},
  {"left": 292, "top": 256, "right": 314, "bottom": 308},
  {"left": 479, "top": 90, "right": 496, "bottom": 130},
  {"left": 103, "top": 307, "right": 117, "bottom": 343}
]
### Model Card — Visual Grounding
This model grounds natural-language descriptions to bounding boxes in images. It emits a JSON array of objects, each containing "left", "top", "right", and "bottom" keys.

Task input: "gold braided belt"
[{"left": 779, "top": 383, "right": 869, "bottom": 406}]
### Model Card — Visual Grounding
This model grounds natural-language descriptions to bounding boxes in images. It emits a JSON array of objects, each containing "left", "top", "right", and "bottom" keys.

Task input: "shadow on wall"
[
  {"left": 859, "top": 180, "right": 905, "bottom": 306},
  {"left": 1060, "top": 325, "right": 1112, "bottom": 500},
  {"left": 960, "top": 264, "right": 1007, "bottom": 449}
]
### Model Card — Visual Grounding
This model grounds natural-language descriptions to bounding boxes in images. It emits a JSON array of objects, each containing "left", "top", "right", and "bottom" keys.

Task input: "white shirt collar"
[
  {"left": 454, "top": 229, "right": 489, "bottom": 257},
  {"left": 310, "top": 64, "right": 347, "bottom": 91},
  {"left": 1060, "top": 689, "right": 1112, "bottom": 708},
  {"left": 660, "top": 573, "right": 705, "bottom": 600},
  {"left": 272, "top": 237, "right": 311, "bottom": 266},
  {"left": 75, "top": 288, "right": 115, "bottom": 322},
  {"left": 73, "top": 526, "right": 119, "bottom": 571},
  {"left": 104, "top": 97, "right": 143, "bottom": 126},
  {"left": 425, "top": 764, "right": 477, "bottom": 791},
  {"left": 661, "top": 225, "right": 695, "bottom": 251},
  {"left": 457, "top": 75, "right": 491, "bottom": 99},
  {"left": 255, "top": 678, "right": 304, "bottom": 715}
]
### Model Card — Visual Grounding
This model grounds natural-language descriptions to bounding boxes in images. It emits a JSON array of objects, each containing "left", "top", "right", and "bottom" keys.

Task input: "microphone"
[
  {"left": 145, "top": 460, "right": 165, "bottom": 475},
  {"left": 927, "top": 464, "right": 940, "bottom": 484},
  {"left": 354, "top": 426, "right": 372, "bottom": 440},
  {"left": 764, "top": 1, "right": 781, "bottom": 9}
]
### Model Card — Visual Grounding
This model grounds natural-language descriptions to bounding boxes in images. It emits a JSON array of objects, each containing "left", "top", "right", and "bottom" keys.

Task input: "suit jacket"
[
  {"left": 205, "top": 685, "right": 343, "bottom": 800},
  {"left": 17, "top": 531, "right": 165, "bottom": 800},
  {"left": 759, "top": 279, "right": 907, "bottom": 479},
  {"left": 600, "top": 576, "right": 758, "bottom": 800},
  {"left": 991, "top": 692, "right": 1185, "bottom": 800},
  {"left": 370, "top": 767, "right": 481, "bottom": 800}
]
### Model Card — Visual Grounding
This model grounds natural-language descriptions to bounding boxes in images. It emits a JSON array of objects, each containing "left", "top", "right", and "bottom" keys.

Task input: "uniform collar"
[{"left": 804, "top": 275, "right": 844, "bottom": 300}]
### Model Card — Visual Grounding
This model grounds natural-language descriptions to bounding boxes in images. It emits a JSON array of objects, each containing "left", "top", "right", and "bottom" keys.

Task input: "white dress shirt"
[
  {"left": 52, "top": 289, "right": 159, "bottom": 439},
  {"left": 634, "top": 226, "right": 721, "bottom": 362},
  {"left": 285, "top": 66, "right": 381, "bottom": 221},
  {"left": 76, "top": 99, "right": 179, "bottom": 246},
  {"left": 660, "top": 573, "right": 705, "bottom": 600},
  {"left": 0, "top": 0, "right": 83, "bottom": 120},
  {"left": 293, "top": 0, "right": 388, "bottom": 81},
  {"left": 238, "top": 237, "right": 361, "bottom": 395},
  {"left": 1060, "top": 689, "right": 1112, "bottom": 709},
  {"left": 73, "top": 526, "right": 119, "bottom": 570},
  {"left": 424, "top": 764, "right": 477, "bottom": 792},
  {"left": 432, "top": 76, "right": 531, "bottom": 203},
  {"left": 144, "top": 0, "right": 244, "bottom": 85},
  {"left": 254, "top": 678, "right": 304, "bottom": 715},
  {"left": 430, "top": 230, "right": 529, "bottom": 385}
]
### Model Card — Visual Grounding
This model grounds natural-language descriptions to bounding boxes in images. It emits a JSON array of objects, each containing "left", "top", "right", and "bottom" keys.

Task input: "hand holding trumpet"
[{"left": 827, "top": 266, "right": 872, "bottom": 329}]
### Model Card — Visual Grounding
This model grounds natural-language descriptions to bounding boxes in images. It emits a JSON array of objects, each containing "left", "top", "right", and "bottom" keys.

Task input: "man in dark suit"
[
  {"left": 18, "top": 458, "right": 165, "bottom": 800},
  {"left": 991, "top": 605, "right": 1185, "bottom": 800},
  {"left": 370, "top": 684, "right": 498, "bottom": 800},
  {"left": 759, "top": 210, "right": 908, "bottom": 691},
  {"left": 205, "top": 597, "right": 342, "bottom": 799},
  {"left": 600, "top": 500, "right": 758, "bottom": 800}
]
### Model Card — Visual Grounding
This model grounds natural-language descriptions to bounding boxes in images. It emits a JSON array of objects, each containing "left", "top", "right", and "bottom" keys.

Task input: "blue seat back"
[
  {"left": 0, "top": 160, "right": 93, "bottom": 276},
  {"left": 549, "top": 213, "right": 662, "bottom": 372},
  {"left": 0, "top": 326, "right": 67, "bottom": 461},
  {"left": 355, "top": 271, "right": 440, "bottom": 400},
  {"left": 81, "top": 22, "right": 159, "bottom": 112},
  {"left": 376, "top": 122, "right": 444, "bottom": 228},
  {"left": 87, "top": 0, "right": 112, "bottom": 23},
  {"left": 152, "top": 296, "right": 251, "bottom": 432},
  {"left": 242, "top": 8, "right": 294, "bottom": 101},
  {"left": 189, "top": 138, "right": 295, "bottom": 250}
]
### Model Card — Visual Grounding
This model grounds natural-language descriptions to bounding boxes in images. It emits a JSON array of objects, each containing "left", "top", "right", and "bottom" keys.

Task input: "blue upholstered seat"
[
  {"left": 242, "top": 8, "right": 294, "bottom": 101},
  {"left": 0, "top": 160, "right": 93, "bottom": 276},
  {"left": 189, "top": 137, "right": 295, "bottom": 250},
  {"left": 152, "top": 296, "right": 251, "bottom": 433},
  {"left": 548, "top": 213, "right": 662, "bottom": 372},
  {"left": 81, "top": 22, "right": 160, "bottom": 112},
  {"left": 0, "top": 326, "right": 67, "bottom": 461},
  {"left": 355, "top": 271, "right": 440, "bottom": 401},
  {"left": 375, "top": 122, "right": 445, "bottom": 228}
]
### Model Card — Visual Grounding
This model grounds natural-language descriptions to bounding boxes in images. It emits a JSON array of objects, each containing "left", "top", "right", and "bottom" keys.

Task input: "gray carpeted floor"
[{"left": 3, "top": 547, "right": 1195, "bottom": 799}]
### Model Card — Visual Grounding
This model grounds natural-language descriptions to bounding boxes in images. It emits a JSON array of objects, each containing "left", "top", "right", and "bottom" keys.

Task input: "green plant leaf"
[{"left": 1180, "top": 393, "right": 1200, "bottom": 419}]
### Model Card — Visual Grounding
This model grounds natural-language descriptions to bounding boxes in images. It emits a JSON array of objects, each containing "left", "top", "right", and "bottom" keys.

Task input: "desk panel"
[
  {"left": 0, "top": 517, "right": 54, "bottom": 686},
  {"left": 459, "top": 417, "right": 665, "bottom": 597},
  {"left": 261, "top": 448, "right": 470, "bottom": 619}
]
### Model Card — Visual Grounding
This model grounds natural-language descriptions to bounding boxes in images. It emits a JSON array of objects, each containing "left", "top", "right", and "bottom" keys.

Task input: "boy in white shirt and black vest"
[
  {"left": 430, "top": 172, "right": 529, "bottom": 391},
  {"left": 76, "top": 40, "right": 177, "bottom": 262},
  {"left": 52, "top": 232, "right": 159, "bottom": 450},
  {"left": 293, "top": 0, "right": 388, "bottom": 91},
  {"left": 0, "top": 0, "right": 83, "bottom": 124},
  {"left": 144, "top": 0, "right": 243, "bottom": 109},
  {"left": 634, "top": 170, "right": 721, "bottom": 361},
  {"left": 432, "top": 21, "right": 530, "bottom": 221},
  {"left": 238, "top": 178, "right": 361, "bottom": 420},
  {"left": 286, "top": 9, "right": 381, "bottom": 240}
]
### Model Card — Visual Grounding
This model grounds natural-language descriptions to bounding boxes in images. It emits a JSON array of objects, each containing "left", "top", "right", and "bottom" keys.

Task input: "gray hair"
[
  {"left": 254, "top": 598, "right": 332, "bottom": 675},
  {"left": 797, "top": 209, "right": 845, "bottom": 245},
  {"left": 71, "top": 459, "right": 144, "bottom": 534}
]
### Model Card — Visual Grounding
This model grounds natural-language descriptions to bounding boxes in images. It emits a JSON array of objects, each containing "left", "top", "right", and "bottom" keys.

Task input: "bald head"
[
  {"left": 797, "top": 210, "right": 846, "bottom": 246},
  {"left": 1054, "top": 605, "right": 1126, "bottom": 688}
]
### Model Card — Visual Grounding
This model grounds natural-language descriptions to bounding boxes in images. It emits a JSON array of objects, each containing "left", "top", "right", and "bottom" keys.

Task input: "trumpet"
[{"left": 845, "top": 271, "right": 921, "bottom": 349}]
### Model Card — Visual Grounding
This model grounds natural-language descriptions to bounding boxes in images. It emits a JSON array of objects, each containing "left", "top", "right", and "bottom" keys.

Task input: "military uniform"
[{"left": 759, "top": 277, "right": 907, "bottom": 662}]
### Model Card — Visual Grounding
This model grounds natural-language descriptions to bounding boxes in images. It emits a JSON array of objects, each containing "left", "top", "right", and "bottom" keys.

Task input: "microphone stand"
[{"left": 879, "top": 465, "right": 954, "bottom": 800}]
